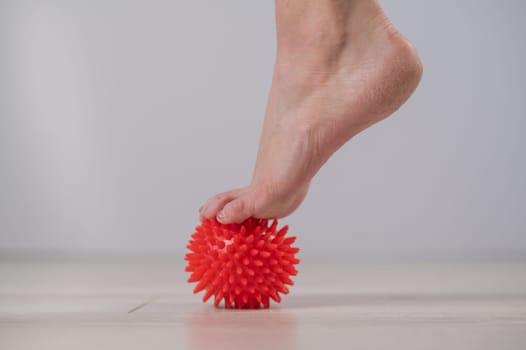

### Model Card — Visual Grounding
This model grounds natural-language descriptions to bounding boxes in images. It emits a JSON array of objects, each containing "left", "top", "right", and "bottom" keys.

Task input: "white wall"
[{"left": 1, "top": 0, "right": 525, "bottom": 258}]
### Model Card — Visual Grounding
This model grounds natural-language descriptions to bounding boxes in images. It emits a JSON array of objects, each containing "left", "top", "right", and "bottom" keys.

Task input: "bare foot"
[{"left": 200, "top": 0, "right": 423, "bottom": 224}]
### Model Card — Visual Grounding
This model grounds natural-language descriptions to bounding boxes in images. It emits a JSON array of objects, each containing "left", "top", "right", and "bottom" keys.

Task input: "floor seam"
[{"left": 127, "top": 296, "right": 158, "bottom": 314}]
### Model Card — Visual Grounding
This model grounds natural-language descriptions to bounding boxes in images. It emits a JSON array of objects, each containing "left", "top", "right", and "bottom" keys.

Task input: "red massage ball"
[{"left": 185, "top": 217, "right": 300, "bottom": 309}]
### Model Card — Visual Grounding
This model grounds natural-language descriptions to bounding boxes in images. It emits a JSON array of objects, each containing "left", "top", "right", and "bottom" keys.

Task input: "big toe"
[
  {"left": 200, "top": 188, "right": 243, "bottom": 219},
  {"left": 216, "top": 195, "right": 254, "bottom": 224}
]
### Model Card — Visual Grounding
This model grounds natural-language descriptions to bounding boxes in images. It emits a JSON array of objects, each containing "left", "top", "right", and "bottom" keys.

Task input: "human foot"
[{"left": 200, "top": 0, "right": 422, "bottom": 224}]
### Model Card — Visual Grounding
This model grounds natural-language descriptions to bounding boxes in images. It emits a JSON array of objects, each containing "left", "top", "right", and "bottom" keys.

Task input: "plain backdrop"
[{"left": 0, "top": 0, "right": 525, "bottom": 259}]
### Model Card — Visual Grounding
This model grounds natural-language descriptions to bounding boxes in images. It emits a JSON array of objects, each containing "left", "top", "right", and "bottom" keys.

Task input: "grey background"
[{"left": 0, "top": 0, "right": 525, "bottom": 258}]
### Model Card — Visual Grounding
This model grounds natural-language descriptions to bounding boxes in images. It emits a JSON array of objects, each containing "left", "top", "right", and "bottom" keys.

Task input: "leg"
[{"left": 201, "top": 0, "right": 422, "bottom": 223}]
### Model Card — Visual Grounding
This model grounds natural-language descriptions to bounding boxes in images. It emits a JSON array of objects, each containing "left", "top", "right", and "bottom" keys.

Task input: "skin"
[{"left": 200, "top": 0, "right": 423, "bottom": 224}]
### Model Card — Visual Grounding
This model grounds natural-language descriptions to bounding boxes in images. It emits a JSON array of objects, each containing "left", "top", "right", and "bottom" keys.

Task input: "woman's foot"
[{"left": 200, "top": 0, "right": 423, "bottom": 224}]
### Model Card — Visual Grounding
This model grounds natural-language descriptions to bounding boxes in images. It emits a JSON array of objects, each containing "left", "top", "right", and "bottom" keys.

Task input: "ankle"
[{"left": 274, "top": 1, "right": 392, "bottom": 79}]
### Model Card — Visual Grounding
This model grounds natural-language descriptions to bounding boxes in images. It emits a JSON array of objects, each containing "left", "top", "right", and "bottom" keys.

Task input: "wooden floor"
[{"left": 1, "top": 257, "right": 525, "bottom": 349}]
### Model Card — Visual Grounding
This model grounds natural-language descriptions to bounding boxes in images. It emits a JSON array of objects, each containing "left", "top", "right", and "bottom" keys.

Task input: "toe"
[
  {"left": 217, "top": 195, "right": 253, "bottom": 224},
  {"left": 200, "top": 189, "right": 243, "bottom": 219}
]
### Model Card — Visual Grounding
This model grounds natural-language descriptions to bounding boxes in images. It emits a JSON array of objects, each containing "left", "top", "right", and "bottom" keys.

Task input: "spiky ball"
[{"left": 184, "top": 217, "right": 300, "bottom": 309}]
